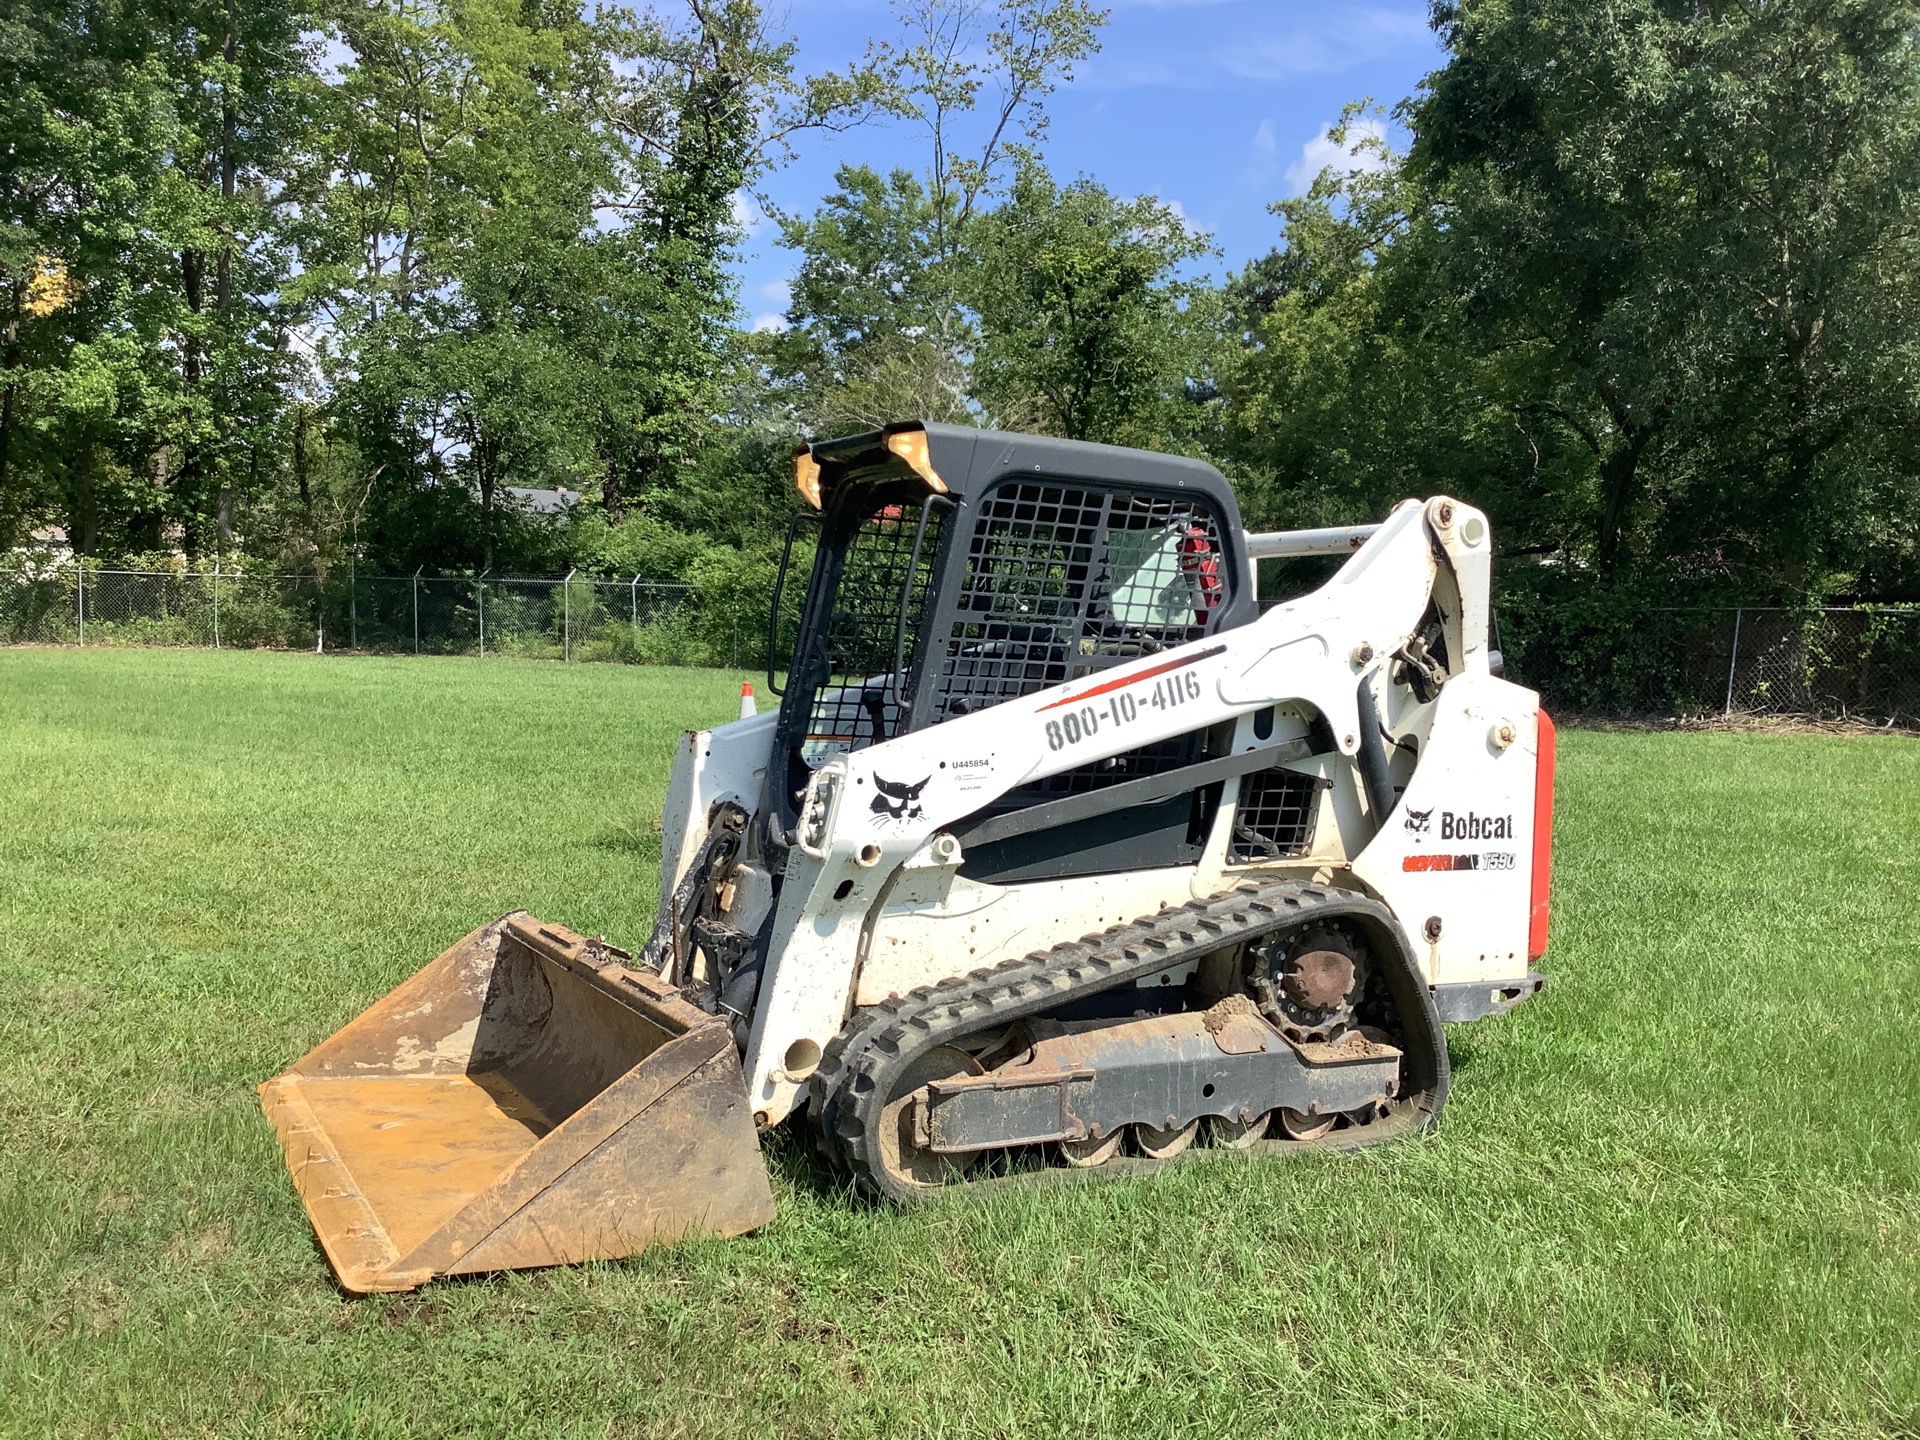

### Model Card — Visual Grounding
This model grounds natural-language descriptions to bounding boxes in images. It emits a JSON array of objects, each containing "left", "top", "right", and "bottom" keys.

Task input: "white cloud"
[
  {"left": 1154, "top": 195, "right": 1214, "bottom": 236},
  {"left": 1285, "top": 118, "right": 1391, "bottom": 195},
  {"left": 1247, "top": 119, "right": 1280, "bottom": 185},
  {"left": 731, "top": 191, "right": 768, "bottom": 239},
  {"left": 1077, "top": 56, "right": 1190, "bottom": 89},
  {"left": 759, "top": 277, "right": 792, "bottom": 307},
  {"left": 286, "top": 323, "right": 324, "bottom": 362},
  {"left": 1221, "top": 6, "right": 1431, "bottom": 82},
  {"left": 1076, "top": 2, "right": 1433, "bottom": 90},
  {"left": 751, "top": 313, "right": 789, "bottom": 334}
]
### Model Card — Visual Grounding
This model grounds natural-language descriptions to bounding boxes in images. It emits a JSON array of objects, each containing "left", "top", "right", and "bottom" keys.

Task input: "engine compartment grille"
[{"left": 1229, "top": 768, "right": 1322, "bottom": 863}]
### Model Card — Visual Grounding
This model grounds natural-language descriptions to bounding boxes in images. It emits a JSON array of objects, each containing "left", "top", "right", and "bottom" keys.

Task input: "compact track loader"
[{"left": 262, "top": 422, "right": 1556, "bottom": 1293}]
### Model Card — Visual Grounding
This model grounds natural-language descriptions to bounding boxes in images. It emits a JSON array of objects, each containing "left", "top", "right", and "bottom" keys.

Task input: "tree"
[
  {"left": 1408, "top": 0, "right": 1920, "bottom": 592},
  {"left": 1219, "top": 110, "right": 1573, "bottom": 535},
  {"left": 296, "top": 0, "right": 887, "bottom": 573},
  {"left": 967, "top": 164, "right": 1216, "bottom": 447},
  {"left": 0, "top": 0, "right": 310, "bottom": 558},
  {"left": 763, "top": 165, "right": 965, "bottom": 431},
  {"left": 772, "top": 0, "right": 1107, "bottom": 433}
]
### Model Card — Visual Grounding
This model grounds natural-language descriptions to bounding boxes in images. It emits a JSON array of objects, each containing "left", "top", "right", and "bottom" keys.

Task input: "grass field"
[{"left": 1, "top": 647, "right": 1916, "bottom": 1439}]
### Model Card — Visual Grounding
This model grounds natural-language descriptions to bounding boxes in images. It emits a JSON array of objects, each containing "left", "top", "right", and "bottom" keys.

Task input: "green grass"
[{"left": 1, "top": 647, "right": 1916, "bottom": 1439}]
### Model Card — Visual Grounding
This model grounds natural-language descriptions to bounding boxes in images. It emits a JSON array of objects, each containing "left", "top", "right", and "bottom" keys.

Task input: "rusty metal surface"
[
  {"left": 1279, "top": 948, "right": 1357, "bottom": 1012},
  {"left": 1199, "top": 994, "right": 1271, "bottom": 1055},
  {"left": 915, "top": 1004, "right": 1401, "bottom": 1156},
  {"left": 259, "top": 913, "right": 776, "bottom": 1294}
]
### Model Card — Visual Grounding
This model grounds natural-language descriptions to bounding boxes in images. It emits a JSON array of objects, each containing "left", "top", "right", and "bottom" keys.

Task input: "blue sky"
[{"left": 735, "top": 0, "right": 1446, "bottom": 329}]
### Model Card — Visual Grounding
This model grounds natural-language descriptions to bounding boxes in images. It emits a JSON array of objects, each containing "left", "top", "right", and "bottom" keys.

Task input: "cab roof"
[{"left": 794, "top": 421, "right": 1244, "bottom": 529}]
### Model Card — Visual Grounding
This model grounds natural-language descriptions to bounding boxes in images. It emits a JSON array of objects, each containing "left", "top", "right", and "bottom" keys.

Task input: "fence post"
[
  {"left": 413, "top": 567, "right": 422, "bottom": 655},
  {"left": 1724, "top": 606, "right": 1744, "bottom": 715},
  {"left": 213, "top": 557, "right": 221, "bottom": 649},
  {"left": 477, "top": 569, "right": 488, "bottom": 658},
  {"left": 350, "top": 551, "right": 358, "bottom": 650},
  {"left": 563, "top": 568, "right": 576, "bottom": 661},
  {"left": 76, "top": 561, "right": 84, "bottom": 646}
]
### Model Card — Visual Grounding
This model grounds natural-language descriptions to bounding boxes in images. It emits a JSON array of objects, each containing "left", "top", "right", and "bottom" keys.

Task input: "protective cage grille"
[
  {"left": 931, "top": 480, "right": 1230, "bottom": 810},
  {"left": 932, "top": 481, "right": 1228, "bottom": 723},
  {"left": 1228, "top": 768, "right": 1322, "bottom": 863},
  {"left": 799, "top": 501, "right": 946, "bottom": 766}
]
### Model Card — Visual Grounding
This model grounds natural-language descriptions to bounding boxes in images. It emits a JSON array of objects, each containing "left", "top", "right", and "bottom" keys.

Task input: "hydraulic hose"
[{"left": 1355, "top": 672, "right": 1398, "bottom": 829}]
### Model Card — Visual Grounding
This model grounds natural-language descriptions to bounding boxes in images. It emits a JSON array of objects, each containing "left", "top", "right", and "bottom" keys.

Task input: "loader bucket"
[{"left": 259, "top": 914, "right": 776, "bottom": 1294}]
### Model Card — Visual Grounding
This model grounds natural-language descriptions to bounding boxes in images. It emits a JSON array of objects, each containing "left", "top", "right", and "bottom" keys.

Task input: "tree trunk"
[
  {"left": 293, "top": 408, "right": 311, "bottom": 517},
  {"left": 179, "top": 246, "right": 206, "bottom": 556},
  {"left": 204, "top": 1, "right": 239, "bottom": 558},
  {"left": 0, "top": 280, "right": 19, "bottom": 528},
  {"left": 0, "top": 381, "right": 13, "bottom": 523},
  {"left": 217, "top": 1, "right": 237, "bottom": 315},
  {"left": 1595, "top": 432, "right": 1648, "bottom": 574},
  {"left": 600, "top": 442, "right": 624, "bottom": 523},
  {"left": 477, "top": 434, "right": 498, "bottom": 573}
]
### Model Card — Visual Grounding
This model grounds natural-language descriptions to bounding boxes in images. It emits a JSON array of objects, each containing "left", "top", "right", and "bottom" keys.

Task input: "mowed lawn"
[{"left": 1, "top": 648, "right": 1916, "bottom": 1440}]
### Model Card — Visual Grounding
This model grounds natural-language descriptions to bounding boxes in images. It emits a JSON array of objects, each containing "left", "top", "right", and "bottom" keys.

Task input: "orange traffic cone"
[{"left": 740, "top": 682, "right": 757, "bottom": 720}]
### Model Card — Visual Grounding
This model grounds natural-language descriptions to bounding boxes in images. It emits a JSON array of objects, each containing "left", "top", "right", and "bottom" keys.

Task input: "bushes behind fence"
[
  {"left": 0, "top": 553, "right": 800, "bottom": 672},
  {"left": 1496, "top": 571, "right": 1920, "bottom": 724},
  {"left": 6, "top": 553, "right": 1916, "bottom": 726}
]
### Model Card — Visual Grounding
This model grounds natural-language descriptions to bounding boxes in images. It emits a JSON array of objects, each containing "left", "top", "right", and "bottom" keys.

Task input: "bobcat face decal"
[
  {"left": 871, "top": 773, "right": 931, "bottom": 826},
  {"left": 1403, "top": 807, "right": 1434, "bottom": 836}
]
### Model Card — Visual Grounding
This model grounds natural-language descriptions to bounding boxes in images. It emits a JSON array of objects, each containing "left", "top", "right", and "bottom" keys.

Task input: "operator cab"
[{"left": 766, "top": 422, "right": 1257, "bottom": 878}]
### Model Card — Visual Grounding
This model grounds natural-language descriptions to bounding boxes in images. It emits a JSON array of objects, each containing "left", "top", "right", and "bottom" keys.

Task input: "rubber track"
[{"left": 810, "top": 879, "right": 1449, "bottom": 1203}]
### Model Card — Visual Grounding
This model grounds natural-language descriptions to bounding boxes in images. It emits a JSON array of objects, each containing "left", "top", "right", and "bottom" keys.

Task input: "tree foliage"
[
  {"left": 6, "top": 0, "right": 1920, "bottom": 636},
  {"left": 2, "top": 0, "right": 872, "bottom": 578},
  {"left": 1, "top": 0, "right": 311, "bottom": 558},
  {"left": 966, "top": 165, "right": 1215, "bottom": 447},
  {"left": 1225, "top": 1, "right": 1920, "bottom": 601}
]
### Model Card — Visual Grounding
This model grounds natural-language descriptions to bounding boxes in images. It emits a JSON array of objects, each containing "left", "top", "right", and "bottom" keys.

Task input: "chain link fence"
[
  {"left": 0, "top": 564, "right": 781, "bottom": 670},
  {"left": 4, "top": 564, "right": 1916, "bottom": 726},
  {"left": 1499, "top": 604, "right": 1920, "bottom": 728}
]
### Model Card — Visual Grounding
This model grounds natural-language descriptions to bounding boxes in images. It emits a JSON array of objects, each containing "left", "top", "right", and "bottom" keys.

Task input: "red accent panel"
[
  {"left": 1035, "top": 644, "right": 1227, "bottom": 711},
  {"left": 1528, "top": 709, "right": 1557, "bottom": 959},
  {"left": 1402, "top": 854, "right": 1457, "bottom": 872}
]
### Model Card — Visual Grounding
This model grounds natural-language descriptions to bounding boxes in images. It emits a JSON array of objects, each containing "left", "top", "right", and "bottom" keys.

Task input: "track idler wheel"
[
  {"left": 1060, "top": 1130, "right": 1124, "bottom": 1168},
  {"left": 876, "top": 1046, "right": 985, "bottom": 1189},
  {"left": 1276, "top": 1107, "right": 1336, "bottom": 1141},
  {"left": 1212, "top": 1111, "right": 1270, "bottom": 1150},
  {"left": 1134, "top": 1118, "right": 1201, "bottom": 1159}
]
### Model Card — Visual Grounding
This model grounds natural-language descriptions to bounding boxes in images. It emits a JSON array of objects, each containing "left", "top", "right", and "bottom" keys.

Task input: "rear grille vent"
[{"left": 1229, "top": 768, "right": 1322, "bottom": 863}]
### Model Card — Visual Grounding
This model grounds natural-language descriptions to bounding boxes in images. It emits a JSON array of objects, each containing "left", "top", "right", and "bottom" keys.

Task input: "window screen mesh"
[
  {"left": 1228, "top": 769, "right": 1321, "bottom": 863},
  {"left": 933, "top": 482, "right": 1226, "bottom": 723},
  {"left": 800, "top": 501, "right": 944, "bottom": 767},
  {"left": 933, "top": 481, "right": 1230, "bottom": 810}
]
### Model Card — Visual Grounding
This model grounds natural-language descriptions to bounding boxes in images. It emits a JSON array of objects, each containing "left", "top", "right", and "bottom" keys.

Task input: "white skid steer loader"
[{"left": 262, "top": 422, "right": 1556, "bottom": 1292}]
